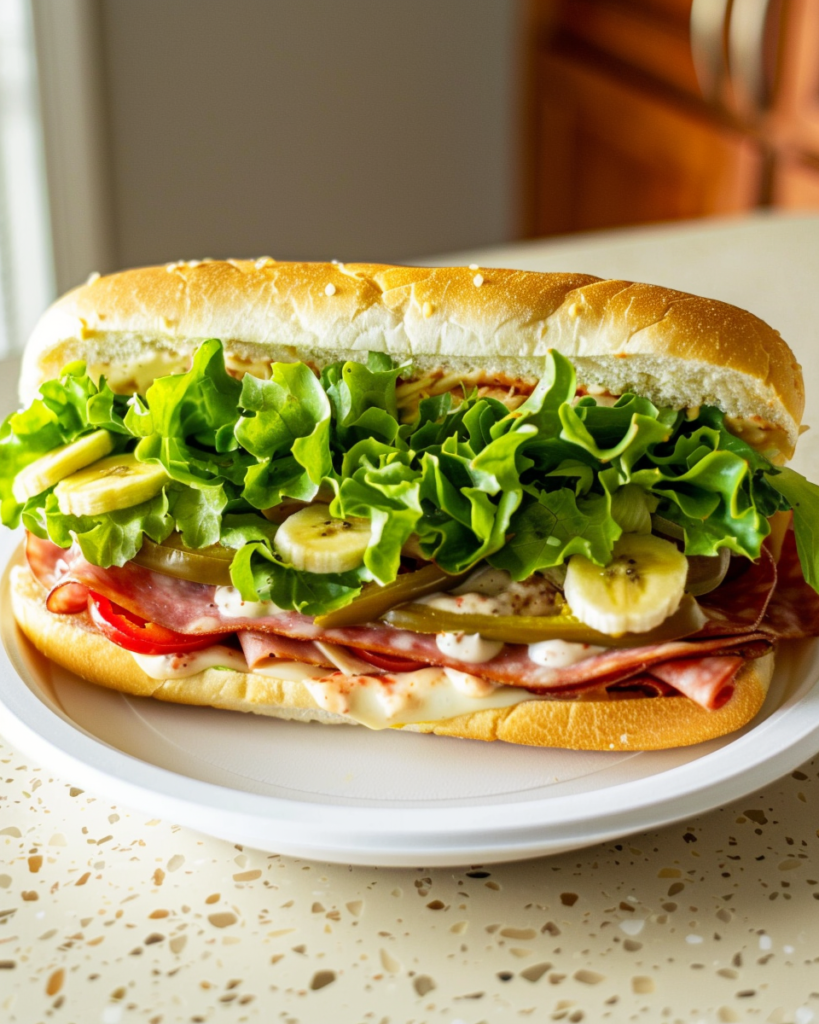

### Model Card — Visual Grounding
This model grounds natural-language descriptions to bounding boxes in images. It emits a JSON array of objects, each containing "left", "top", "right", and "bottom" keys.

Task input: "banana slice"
[
  {"left": 12, "top": 430, "right": 115, "bottom": 503},
  {"left": 55, "top": 453, "right": 169, "bottom": 517},
  {"left": 563, "top": 534, "right": 688, "bottom": 636},
  {"left": 274, "top": 503, "right": 371, "bottom": 573}
]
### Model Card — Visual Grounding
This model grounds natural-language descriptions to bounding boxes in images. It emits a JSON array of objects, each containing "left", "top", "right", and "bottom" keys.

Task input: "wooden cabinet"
[
  {"left": 534, "top": 54, "right": 761, "bottom": 236},
  {"left": 526, "top": 0, "right": 819, "bottom": 236},
  {"left": 769, "top": 0, "right": 819, "bottom": 205}
]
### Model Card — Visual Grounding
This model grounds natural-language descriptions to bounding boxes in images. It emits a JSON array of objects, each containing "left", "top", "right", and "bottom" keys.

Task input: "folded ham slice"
[{"left": 238, "top": 631, "right": 332, "bottom": 669}]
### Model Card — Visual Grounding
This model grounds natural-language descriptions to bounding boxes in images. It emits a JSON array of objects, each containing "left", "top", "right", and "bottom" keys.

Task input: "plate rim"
[{"left": 3, "top": 547, "right": 819, "bottom": 864}]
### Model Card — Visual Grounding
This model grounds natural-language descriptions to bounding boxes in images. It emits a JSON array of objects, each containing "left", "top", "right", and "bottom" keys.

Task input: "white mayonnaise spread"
[
  {"left": 132, "top": 646, "right": 327, "bottom": 682},
  {"left": 214, "top": 586, "right": 283, "bottom": 619},
  {"left": 435, "top": 632, "right": 503, "bottom": 663},
  {"left": 303, "top": 668, "right": 533, "bottom": 730},
  {"left": 527, "top": 639, "right": 604, "bottom": 668},
  {"left": 132, "top": 646, "right": 250, "bottom": 679},
  {"left": 420, "top": 567, "right": 559, "bottom": 618}
]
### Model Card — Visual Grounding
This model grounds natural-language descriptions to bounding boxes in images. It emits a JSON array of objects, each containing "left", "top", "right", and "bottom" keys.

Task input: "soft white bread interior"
[
  {"left": 10, "top": 564, "right": 774, "bottom": 751},
  {"left": 21, "top": 261, "right": 804, "bottom": 459}
]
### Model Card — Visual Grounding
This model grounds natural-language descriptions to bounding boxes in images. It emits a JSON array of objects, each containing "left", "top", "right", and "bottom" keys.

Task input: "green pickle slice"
[
  {"left": 132, "top": 534, "right": 235, "bottom": 587},
  {"left": 383, "top": 593, "right": 706, "bottom": 648},
  {"left": 314, "top": 563, "right": 471, "bottom": 629}
]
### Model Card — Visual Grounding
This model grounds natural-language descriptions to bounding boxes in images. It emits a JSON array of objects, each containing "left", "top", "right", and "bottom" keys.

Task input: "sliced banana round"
[
  {"left": 55, "top": 453, "right": 169, "bottom": 517},
  {"left": 563, "top": 534, "right": 688, "bottom": 636},
  {"left": 12, "top": 430, "right": 115, "bottom": 503},
  {"left": 274, "top": 503, "right": 371, "bottom": 574}
]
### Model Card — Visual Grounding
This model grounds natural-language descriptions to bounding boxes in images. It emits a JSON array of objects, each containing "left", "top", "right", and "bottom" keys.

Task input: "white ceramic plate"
[{"left": 2, "top": 534, "right": 819, "bottom": 866}]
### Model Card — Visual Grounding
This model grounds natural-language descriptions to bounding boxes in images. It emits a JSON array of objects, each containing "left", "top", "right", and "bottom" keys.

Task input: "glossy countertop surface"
[{"left": 2, "top": 211, "right": 819, "bottom": 1023}]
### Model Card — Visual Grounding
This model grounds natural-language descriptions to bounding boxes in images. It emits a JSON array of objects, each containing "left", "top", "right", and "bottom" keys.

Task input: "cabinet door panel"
[{"left": 534, "top": 56, "right": 763, "bottom": 236}]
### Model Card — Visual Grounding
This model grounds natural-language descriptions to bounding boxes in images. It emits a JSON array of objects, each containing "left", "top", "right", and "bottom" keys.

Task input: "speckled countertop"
[
  {"left": 2, "top": 213, "right": 819, "bottom": 1023},
  {"left": 2, "top": 734, "right": 819, "bottom": 1023}
]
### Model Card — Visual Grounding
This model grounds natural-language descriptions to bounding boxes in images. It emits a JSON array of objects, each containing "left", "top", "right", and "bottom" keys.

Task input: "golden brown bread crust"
[
  {"left": 21, "top": 261, "right": 804, "bottom": 458},
  {"left": 10, "top": 565, "right": 774, "bottom": 751},
  {"left": 10, "top": 566, "right": 346, "bottom": 727},
  {"left": 407, "top": 656, "right": 772, "bottom": 751}
]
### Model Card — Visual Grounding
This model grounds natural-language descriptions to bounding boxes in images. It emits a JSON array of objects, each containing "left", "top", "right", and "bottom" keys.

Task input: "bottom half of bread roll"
[{"left": 10, "top": 566, "right": 774, "bottom": 751}]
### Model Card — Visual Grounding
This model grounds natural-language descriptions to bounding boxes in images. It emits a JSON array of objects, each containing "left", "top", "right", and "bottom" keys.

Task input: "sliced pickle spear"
[
  {"left": 314, "top": 563, "right": 471, "bottom": 629},
  {"left": 132, "top": 534, "right": 234, "bottom": 586},
  {"left": 382, "top": 593, "right": 706, "bottom": 648},
  {"left": 55, "top": 453, "right": 168, "bottom": 516},
  {"left": 12, "top": 430, "right": 115, "bottom": 503}
]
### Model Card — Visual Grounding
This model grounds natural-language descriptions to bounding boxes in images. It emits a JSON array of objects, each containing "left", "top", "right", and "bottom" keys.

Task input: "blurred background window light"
[{"left": 0, "top": 0, "right": 53, "bottom": 357}]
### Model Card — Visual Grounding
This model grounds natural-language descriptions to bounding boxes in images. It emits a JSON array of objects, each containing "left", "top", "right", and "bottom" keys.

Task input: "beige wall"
[{"left": 99, "top": 0, "right": 520, "bottom": 268}]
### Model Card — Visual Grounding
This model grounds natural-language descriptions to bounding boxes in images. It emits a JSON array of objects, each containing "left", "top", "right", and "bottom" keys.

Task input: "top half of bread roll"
[{"left": 19, "top": 260, "right": 805, "bottom": 460}]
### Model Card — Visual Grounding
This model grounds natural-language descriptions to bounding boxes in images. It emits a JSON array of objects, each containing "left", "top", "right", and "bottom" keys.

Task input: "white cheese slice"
[
  {"left": 303, "top": 667, "right": 534, "bottom": 730},
  {"left": 129, "top": 648, "right": 534, "bottom": 729}
]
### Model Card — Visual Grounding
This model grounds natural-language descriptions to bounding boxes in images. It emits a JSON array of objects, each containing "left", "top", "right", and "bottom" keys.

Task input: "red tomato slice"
[
  {"left": 351, "top": 648, "right": 424, "bottom": 673},
  {"left": 87, "top": 592, "right": 220, "bottom": 655}
]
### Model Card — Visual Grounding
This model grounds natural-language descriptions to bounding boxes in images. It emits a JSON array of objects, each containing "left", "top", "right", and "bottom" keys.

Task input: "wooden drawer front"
[{"left": 534, "top": 56, "right": 763, "bottom": 236}]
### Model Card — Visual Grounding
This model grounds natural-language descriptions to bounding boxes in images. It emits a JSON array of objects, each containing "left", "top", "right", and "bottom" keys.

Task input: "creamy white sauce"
[
  {"left": 420, "top": 566, "right": 559, "bottom": 618},
  {"left": 304, "top": 668, "right": 533, "bottom": 730},
  {"left": 435, "top": 632, "right": 503, "bottom": 664},
  {"left": 132, "top": 646, "right": 326, "bottom": 682},
  {"left": 527, "top": 639, "right": 604, "bottom": 668},
  {"left": 214, "top": 586, "right": 283, "bottom": 619},
  {"left": 452, "top": 567, "right": 513, "bottom": 597}
]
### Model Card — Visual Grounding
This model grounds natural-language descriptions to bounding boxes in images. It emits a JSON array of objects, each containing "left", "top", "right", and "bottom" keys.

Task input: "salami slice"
[
  {"left": 605, "top": 676, "right": 682, "bottom": 699},
  {"left": 761, "top": 529, "right": 819, "bottom": 639},
  {"left": 648, "top": 655, "right": 743, "bottom": 710},
  {"left": 26, "top": 535, "right": 91, "bottom": 613},
  {"left": 45, "top": 581, "right": 90, "bottom": 615}
]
